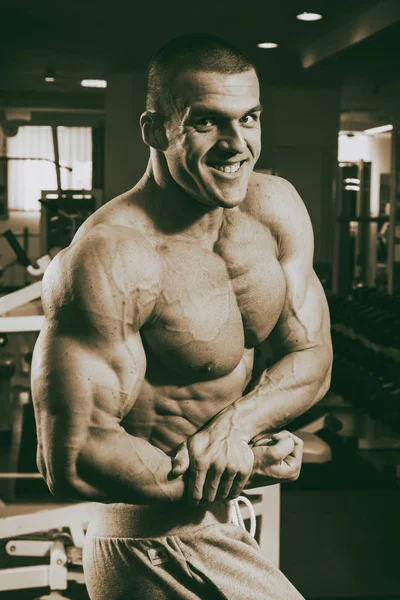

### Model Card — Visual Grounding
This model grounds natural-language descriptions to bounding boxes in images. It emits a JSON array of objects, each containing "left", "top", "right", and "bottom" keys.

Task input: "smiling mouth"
[{"left": 210, "top": 160, "right": 245, "bottom": 175}]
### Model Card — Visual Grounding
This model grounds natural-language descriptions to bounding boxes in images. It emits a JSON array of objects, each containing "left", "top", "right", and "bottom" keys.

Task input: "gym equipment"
[
  {"left": 0, "top": 228, "right": 59, "bottom": 332},
  {"left": 328, "top": 290, "right": 400, "bottom": 349},
  {"left": 0, "top": 502, "right": 93, "bottom": 598},
  {"left": 333, "top": 161, "right": 392, "bottom": 296},
  {"left": 0, "top": 283, "right": 44, "bottom": 332},
  {"left": 330, "top": 330, "right": 400, "bottom": 431},
  {"left": 328, "top": 284, "right": 400, "bottom": 436},
  {"left": 0, "top": 228, "right": 42, "bottom": 288},
  {"left": 295, "top": 414, "right": 340, "bottom": 464},
  {"left": 39, "top": 190, "right": 101, "bottom": 254},
  {"left": 2, "top": 229, "right": 45, "bottom": 277},
  {"left": 0, "top": 234, "right": 56, "bottom": 503},
  {"left": 0, "top": 189, "right": 99, "bottom": 331}
]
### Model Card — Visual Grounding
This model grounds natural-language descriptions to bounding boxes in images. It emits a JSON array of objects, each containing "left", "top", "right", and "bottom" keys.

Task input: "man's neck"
[{"left": 142, "top": 155, "right": 226, "bottom": 247}]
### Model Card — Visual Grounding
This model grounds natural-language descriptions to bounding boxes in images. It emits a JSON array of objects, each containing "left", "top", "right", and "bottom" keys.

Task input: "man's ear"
[{"left": 140, "top": 111, "right": 168, "bottom": 151}]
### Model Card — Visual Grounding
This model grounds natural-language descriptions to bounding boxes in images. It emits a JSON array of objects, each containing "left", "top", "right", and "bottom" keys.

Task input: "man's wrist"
[
  {"left": 207, "top": 406, "right": 251, "bottom": 444},
  {"left": 217, "top": 389, "right": 268, "bottom": 443},
  {"left": 211, "top": 411, "right": 254, "bottom": 444}
]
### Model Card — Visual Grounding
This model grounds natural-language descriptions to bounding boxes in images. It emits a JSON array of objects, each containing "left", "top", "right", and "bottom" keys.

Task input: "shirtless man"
[{"left": 31, "top": 34, "right": 332, "bottom": 600}]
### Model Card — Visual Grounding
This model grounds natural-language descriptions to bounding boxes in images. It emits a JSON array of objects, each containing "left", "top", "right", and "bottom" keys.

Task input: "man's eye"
[
  {"left": 195, "top": 118, "right": 214, "bottom": 130},
  {"left": 240, "top": 114, "right": 257, "bottom": 125}
]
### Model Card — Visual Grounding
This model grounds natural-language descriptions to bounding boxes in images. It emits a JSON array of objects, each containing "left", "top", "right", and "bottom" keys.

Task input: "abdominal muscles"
[{"left": 120, "top": 348, "right": 254, "bottom": 455}]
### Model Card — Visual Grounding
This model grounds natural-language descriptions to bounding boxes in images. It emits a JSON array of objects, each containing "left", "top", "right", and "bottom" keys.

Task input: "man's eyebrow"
[
  {"left": 187, "top": 104, "right": 263, "bottom": 118},
  {"left": 248, "top": 104, "right": 263, "bottom": 114}
]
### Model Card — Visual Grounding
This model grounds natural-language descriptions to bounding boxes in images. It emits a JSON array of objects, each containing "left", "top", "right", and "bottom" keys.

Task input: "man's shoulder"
[
  {"left": 245, "top": 172, "right": 313, "bottom": 259},
  {"left": 72, "top": 186, "right": 151, "bottom": 243},
  {"left": 70, "top": 222, "right": 160, "bottom": 280},
  {"left": 42, "top": 223, "right": 161, "bottom": 320},
  {"left": 246, "top": 172, "right": 302, "bottom": 222}
]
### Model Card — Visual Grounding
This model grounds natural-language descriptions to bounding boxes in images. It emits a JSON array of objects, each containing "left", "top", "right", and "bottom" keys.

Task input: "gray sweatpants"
[{"left": 83, "top": 501, "right": 304, "bottom": 600}]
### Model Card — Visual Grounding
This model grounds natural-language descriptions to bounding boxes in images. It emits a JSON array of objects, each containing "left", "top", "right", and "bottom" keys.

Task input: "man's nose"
[{"left": 217, "top": 125, "right": 246, "bottom": 154}]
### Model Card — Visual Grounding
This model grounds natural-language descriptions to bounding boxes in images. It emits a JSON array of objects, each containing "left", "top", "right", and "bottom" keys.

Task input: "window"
[
  {"left": 58, "top": 126, "right": 93, "bottom": 191},
  {"left": 7, "top": 126, "right": 92, "bottom": 211}
]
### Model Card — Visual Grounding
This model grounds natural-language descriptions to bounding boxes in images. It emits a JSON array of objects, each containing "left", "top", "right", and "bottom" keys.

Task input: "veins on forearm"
[{"left": 217, "top": 345, "right": 331, "bottom": 440}]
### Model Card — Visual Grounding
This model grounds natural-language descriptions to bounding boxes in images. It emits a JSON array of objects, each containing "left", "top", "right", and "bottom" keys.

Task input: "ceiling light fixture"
[
  {"left": 257, "top": 42, "right": 279, "bottom": 49},
  {"left": 296, "top": 12, "right": 323, "bottom": 21},
  {"left": 44, "top": 67, "right": 56, "bottom": 83},
  {"left": 364, "top": 124, "right": 393, "bottom": 135},
  {"left": 81, "top": 79, "right": 107, "bottom": 89}
]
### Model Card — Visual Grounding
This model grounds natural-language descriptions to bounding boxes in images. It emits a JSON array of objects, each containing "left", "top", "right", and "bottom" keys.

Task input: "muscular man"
[{"left": 31, "top": 34, "right": 332, "bottom": 599}]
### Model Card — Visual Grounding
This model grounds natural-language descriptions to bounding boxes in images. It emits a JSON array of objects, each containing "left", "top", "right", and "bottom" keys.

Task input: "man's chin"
[
  {"left": 185, "top": 180, "right": 249, "bottom": 209},
  {"left": 193, "top": 192, "right": 245, "bottom": 209},
  {"left": 217, "top": 195, "right": 246, "bottom": 209},
  {"left": 212, "top": 186, "right": 248, "bottom": 208}
]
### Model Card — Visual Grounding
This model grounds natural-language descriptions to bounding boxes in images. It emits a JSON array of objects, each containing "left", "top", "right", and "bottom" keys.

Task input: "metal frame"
[{"left": 0, "top": 503, "right": 93, "bottom": 594}]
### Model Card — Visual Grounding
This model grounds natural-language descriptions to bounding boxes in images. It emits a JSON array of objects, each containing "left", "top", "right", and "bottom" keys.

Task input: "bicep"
[
  {"left": 269, "top": 266, "right": 331, "bottom": 357},
  {"left": 266, "top": 177, "right": 331, "bottom": 356},
  {"left": 35, "top": 225, "right": 156, "bottom": 455}
]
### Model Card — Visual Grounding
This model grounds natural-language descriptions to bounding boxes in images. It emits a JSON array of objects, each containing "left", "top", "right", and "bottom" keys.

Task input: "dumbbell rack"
[{"left": 328, "top": 286, "right": 400, "bottom": 457}]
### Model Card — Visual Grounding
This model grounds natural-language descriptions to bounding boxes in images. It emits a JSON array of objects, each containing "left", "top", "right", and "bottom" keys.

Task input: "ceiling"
[{"left": 0, "top": 0, "right": 399, "bottom": 129}]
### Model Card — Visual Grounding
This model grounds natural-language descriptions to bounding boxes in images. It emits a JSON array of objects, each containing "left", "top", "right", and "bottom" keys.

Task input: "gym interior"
[{"left": 0, "top": 1, "right": 399, "bottom": 598}]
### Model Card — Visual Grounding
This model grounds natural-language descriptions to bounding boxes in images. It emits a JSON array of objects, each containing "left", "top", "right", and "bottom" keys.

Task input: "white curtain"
[
  {"left": 58, "top": 126, "right": 92, "bottom": 190},
  {"left": 7, "top": 126, "right": 56, "bottom": 211},
  {"left": 7, "top": 126, "right": 92, "bottom": 211}
]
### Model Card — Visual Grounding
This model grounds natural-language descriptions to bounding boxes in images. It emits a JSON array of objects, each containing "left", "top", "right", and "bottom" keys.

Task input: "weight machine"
[
  {"left": 39, "top": 189, "right": 102, "bottom": 255},
  {"left": 333, "top": 160, "right": 390, "bottom": 296},
  {"left": 0, "top": 502, "right": 93, "bottom": 599},
  {"left": 0, "top": 230, "right": 90, "bottom": 599}
]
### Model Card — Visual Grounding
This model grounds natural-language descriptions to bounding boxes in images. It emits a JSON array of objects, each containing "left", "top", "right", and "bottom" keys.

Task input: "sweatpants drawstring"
[{"left": 228, "top": 496, "right": 256, "bottom": 538}]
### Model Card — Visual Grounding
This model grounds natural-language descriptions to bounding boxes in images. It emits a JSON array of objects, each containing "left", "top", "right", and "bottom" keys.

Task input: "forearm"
[
  {"left": 48, "top": 428, "right": 186, "bottom": 505},
  {"left": 214, "top": 345, "right": 332, "bottom": 442}
]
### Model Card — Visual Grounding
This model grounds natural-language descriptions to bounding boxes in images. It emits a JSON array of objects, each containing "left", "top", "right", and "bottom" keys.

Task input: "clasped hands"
[{"left": 170, "top": 417, "right": 303, "bottom": 506}]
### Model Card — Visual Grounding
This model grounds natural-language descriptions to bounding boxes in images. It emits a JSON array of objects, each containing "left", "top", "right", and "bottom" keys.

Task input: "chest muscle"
[
  {"left": 142, "top": 212, "right": 286, "bottom": 380},
  {"left": 215, "top": 210, "right": 286, "bottom": 346}
]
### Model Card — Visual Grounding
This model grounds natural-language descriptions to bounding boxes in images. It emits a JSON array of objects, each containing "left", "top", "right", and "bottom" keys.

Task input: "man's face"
[{"left": 162, "top": 69, "right": 262, "bottom": 209}]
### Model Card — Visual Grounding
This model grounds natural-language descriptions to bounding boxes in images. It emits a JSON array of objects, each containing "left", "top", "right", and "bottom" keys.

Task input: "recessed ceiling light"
[
  {"left": 257, "top": 42, "right": 279, "bottom": 49},
  {"left": 344, "top": 178, "right": 360, "bottom": 184},
  {"left": 44, "top": 67, "right": 56, "bottom": 83},
  {"left": 296, "top": 12, "right": 323, "bottom": 21},
  {"left": 81, "top": 79, "right": 107, "bottom": 88}
]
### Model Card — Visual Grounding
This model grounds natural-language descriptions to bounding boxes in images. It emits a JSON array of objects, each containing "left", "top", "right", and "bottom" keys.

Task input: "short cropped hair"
[{"left": 146, "top": 33, "right": 256, "bottom": 119}]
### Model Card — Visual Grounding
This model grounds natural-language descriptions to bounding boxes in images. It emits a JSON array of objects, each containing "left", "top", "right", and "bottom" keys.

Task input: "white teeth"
[{"left": 214, "top": 162, "right": 241, "bottom": 173}]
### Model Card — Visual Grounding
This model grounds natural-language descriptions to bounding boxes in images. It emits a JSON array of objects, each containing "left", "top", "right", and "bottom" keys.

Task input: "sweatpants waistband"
[{"left": 88, "top": 501, "right": 231, "bottom": 538}]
